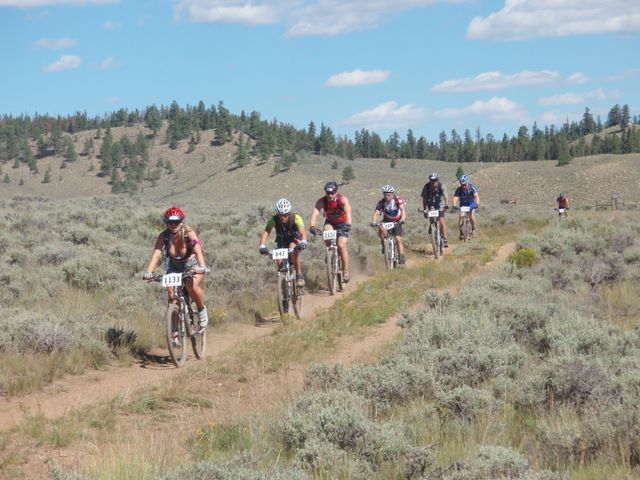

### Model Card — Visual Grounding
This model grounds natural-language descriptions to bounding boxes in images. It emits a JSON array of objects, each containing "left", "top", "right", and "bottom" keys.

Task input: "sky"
[{"left": 1, "top": 0, "right": 639, "bottom": 142}]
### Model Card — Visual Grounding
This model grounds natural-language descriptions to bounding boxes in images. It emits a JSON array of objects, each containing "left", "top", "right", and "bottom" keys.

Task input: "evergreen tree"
[
  {"left": 64, "top": 137, "right": 77, "bottom": 162},
  {"left": 3, "top": 174, "right": 10, "bottom": 184},
  {"left": 82, "top": 137, "right": 94, "bottom": 157},
  {"left": 100, "top": 127, "right": 114, "bottom": 175},
  {"left": 42, "top": 167, "right": 51, "bottom": 183},
  {"left": 342, "top": 165, "right": 355, "bottom": 184}
]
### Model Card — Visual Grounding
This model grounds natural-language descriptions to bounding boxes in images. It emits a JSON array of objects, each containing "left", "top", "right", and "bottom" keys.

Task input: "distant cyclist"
[
  {"left": 258, "top": 198, "right": 308, "bottom": 288},
  {"left": 420, "top": 172, "right": 449, "bottom": 247},
  {"left": 309, "top": 181, "right": 353, "bottom": 283},
  {"left": 453, "top": 175, "right": 480, "bottom": 238},
  {"left": 143, "top": 207, "right": 209, "bottom": 331},
  {"left": 556, "top": 192, "right": 570, "bottom": 210},
  {"left": 371, "top": 184, "right": 406, "bottom": 264}
]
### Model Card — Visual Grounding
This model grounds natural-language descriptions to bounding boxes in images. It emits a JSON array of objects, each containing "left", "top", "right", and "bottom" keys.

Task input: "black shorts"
[
  {"left": 325, "top": 221, "right": 350, "bottom": 239},
  {"left": 382, "top": 221, "right": 403, "bottom": 236}
]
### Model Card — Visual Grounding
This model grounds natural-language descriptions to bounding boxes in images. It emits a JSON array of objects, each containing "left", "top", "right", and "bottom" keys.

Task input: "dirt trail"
[
  {"left": 1, "top": 241, "right": 516, "bottom": 479},
  {"left": 0, "top": 273, "right": 371, "bottom": 432}
]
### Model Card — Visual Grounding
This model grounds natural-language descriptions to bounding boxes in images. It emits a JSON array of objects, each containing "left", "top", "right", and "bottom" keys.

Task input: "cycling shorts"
[{"left": 325, "top": 221, "right": 350, "bottom": 239}]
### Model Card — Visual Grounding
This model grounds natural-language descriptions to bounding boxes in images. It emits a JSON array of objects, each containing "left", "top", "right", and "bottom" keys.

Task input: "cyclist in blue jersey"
[{"left": 453, "top": 175, "right": 480, "bottom": 239}]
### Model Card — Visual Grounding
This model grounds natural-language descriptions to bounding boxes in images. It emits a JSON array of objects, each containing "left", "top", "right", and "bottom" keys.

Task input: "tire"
[
  {"left": 187, "top": 298, "right": 206, "bottom": 359},
  {"left": 430, "top": 223, "right": 439, "bottom": 259},
  {"left": 461, "top": 217, "right": 470, "bottom": 242},
  {"left": 292, "top": 279, "right": 302, "bottom": 319},
  {"left": 276, "top": 272, "right": 289, "bottom": 319},
  {"left": 384, "top": 237, "right": 394, "bottom": 270},
  {"left": 336, "top": 255, "right": 343, "bottom": 292},
  {"left": 165, "top": 303, "right": 187, "bottom": 367},
  {"left": 438, "top": 228, "right": 444, "bottom": 256},
  {"left": 326, "top": 249, "right": 336, "bottom": 295}
]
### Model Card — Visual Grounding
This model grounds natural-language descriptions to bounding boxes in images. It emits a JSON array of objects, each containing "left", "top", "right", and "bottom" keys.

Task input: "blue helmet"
[{"left": 459, "top": 175, "right": 469, "bottom": 185}]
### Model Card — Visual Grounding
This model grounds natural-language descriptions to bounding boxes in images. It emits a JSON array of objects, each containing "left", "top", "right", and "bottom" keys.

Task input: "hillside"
[{"left": 1, "top": 121, "right": 639, "bottom": 212}]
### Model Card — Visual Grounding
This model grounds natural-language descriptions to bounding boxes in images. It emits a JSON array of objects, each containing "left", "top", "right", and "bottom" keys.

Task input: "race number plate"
[
  {"left": 460, "top": 206, "right": 471, "bottom": 213},
  {"left": 427, "top": 210, "right": 439, "bottom": 218},
  {"left": 382, "top": 222, "right": 395, "bottom": 231},
  {"left": 271, "top": 248, "right": 289, "bottom": 260},
  {"left": 162, "top": 273, "right": 182, "bottom": 288},
  {"left": 558, "top": 208, "right": 565, "bottom": 213},
  {"left": 323, "top": 230, "right": 337, "bottom": 240}
]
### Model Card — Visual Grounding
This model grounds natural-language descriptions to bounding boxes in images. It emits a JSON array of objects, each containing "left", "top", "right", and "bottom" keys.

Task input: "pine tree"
[
  {"left": 42, "top": 167, "right": 51, "bottom": 183},
  {"left": 64, "top": 137, "right": 77, "bottom": 162},
  {"left": 342, "top": 165, "right": 355, "bottom": 184}
]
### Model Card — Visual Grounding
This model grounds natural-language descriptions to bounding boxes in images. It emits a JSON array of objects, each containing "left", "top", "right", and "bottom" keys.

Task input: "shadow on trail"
[{"left": 138, "top": 352, "right": 175, "bottom": 369}]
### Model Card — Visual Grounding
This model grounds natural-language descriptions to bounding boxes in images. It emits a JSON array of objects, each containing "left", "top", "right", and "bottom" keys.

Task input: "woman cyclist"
[
  {"left": 143, "top": 207, "right": 209, "bottom": 330},
  {"left": 371, "top": 184, "right": 406, "bottom": 264}
]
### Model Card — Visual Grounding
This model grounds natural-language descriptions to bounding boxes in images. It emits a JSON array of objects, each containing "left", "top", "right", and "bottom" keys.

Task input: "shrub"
[{"left": 508, "top": 247, "right": 538, "bottom": 268}]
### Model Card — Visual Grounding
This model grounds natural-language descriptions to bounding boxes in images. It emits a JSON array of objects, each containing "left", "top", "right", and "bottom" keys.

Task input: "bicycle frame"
[
  {"left": 322, "top": 229, "right": 343, "bottom": 295},
  {"left": 373, "top": 222, "right": 400, "bottom": 269},
  {"left": 421, "top": 208, "right": 443, "bottom": 259},
  {"left": 153, "top": 271, "right": 206, "bottom": 367},
  {"left": 459, "top": 206, "right": 472, "bottom": 242}
]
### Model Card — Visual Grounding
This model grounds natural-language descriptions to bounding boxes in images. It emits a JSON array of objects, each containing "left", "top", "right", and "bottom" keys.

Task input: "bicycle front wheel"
[
  {"left": 384, "top": 237, "right": 395, "bottom": 270},
  {"left": 292, "top": 280, "right": 302, "bottom": 319},
  {"left": 276, "top": 272, "right": 289, "bottom": 319},
  {"left": 326, "top": 250, "right": 337, "bottom": 295},
  {"left": 430, "top": 224, "right": 439, "bottom": 259},
  {"left": 461, "top": 218, "right": 470, "bottom": 242},
  {"left": 165, "top": 303, "right": 187, "bottom": 367}
]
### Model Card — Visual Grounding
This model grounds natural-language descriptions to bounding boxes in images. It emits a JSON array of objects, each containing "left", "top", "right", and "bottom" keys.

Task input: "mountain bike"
[
  {"left": 322, "top": 229, "right": 343, "bottom": 295},
  {"left": 419, "top": 208, "right": 443, "bottom": 259},
  {"left": 555, "top": 207, "right": 568, "bottom": 221},
  {"left": 459, "top": 206, "right": 473, "bottom": 242},
  {"left": 267, "top": 247, "right": 303, "bottom": 320},
  {"left": 372, "top": 221, "right": 403, "bottom": 269},
  {"left": 148, "top": 271, "right": 206, "bottom": 368}
]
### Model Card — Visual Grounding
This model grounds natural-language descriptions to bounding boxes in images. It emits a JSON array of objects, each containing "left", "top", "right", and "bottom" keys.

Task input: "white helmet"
[
  {"left": 275, "top": 198, "right": 292, "bottom": 214},
  {"left": 382, "top": 184, "right": 395, "bottom": 193}
]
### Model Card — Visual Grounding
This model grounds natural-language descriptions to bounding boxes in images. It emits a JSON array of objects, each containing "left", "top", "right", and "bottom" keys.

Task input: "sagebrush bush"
[{"left": 508, "top": 247, "right": 538, "bottom": 268}]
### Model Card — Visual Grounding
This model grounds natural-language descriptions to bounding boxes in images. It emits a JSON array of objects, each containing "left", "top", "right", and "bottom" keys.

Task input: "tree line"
[{"left": 0, "top": 101, "right": 639, "bottom": 191}]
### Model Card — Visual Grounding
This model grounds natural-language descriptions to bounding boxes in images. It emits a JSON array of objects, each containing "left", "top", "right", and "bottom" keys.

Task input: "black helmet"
[
  {"left": 429, "top": 172, "right": 439, "bottom": 181},
  {"left": 324, "top": 181, "right": 338, "bottom": 193}
]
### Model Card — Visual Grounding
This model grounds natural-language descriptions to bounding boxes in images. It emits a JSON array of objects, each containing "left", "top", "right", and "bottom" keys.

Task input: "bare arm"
[
  {"left": 144, "top": 234, "right": 165, "bottom": 273},
  {"left": 343, "top": 196, "right": 353, "bottom": 224},
  {"left": 309, "top": 198, "right": 323, "bottom": 229},
  {"left": 399, "top": 203, "right": 406, "bottom": 222},
  {"left": 186, "top": 229, "right": 206, "bottom": 268}
]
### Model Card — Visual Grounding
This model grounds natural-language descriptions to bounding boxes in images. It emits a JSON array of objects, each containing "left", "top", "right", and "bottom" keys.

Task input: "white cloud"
[
  {"left": 434, "top": 96, "right": 526, "bottom": 121},
  {"left": 605, "top": 68, "right": 640, "bottom": 82},
  {"left": 97, "top": 56, "right": 123, "bottom": 70},
  {"left": 326, "top": 69, "right": 390, "bottom": 87},
  {"left": 340, "top": 101, "right": 427, "bottom": 130},
  {"left": 466, "top": 0, "right": 640, "bottom": 41},
  {"left": 34, "top": 37, "right": 77, "bottom": 49},
  {"left": 106, "top": 96, "right": 120, "bottom": 104},
  {"left": 102, "top": 20, "right": 123, "bottom": 29},
  {"left": 432, "top": 70, "right": 565, "bottom": 93},
  {"left": 44, "top": 54, "right": 81, "bottom": 72},
  {"left": 174, "top": 0, "right": 281, "bottom": 25},
  {"left": 0, "top": 0, "right": 118, "bottom": 6},
  {"left": 567, "top": 72, "right": 588, "bottom": 85},
  {"left": 174, "top": 0, "right": 445, "bottom": 36},
  {"left": 538, "top": 89, "right": 619, "bottom": 106}
]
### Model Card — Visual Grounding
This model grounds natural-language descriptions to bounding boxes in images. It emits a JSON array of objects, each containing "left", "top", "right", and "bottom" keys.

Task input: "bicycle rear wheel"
[
  {"left": 165, "top": 303, "right": 187, "bottom": 367},
  {"left": 276, "top": 272, "right": 289, "bottom": 319},
  {"left": 186, "top": 298, "right": 206, "bottom": 359}
]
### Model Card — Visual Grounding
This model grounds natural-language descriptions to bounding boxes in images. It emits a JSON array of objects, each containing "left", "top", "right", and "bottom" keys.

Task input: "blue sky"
[{"left": 1, "top": 0, "right": 639, "bottom": 142}]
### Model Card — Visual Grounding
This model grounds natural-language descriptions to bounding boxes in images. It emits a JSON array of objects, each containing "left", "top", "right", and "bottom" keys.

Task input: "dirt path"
[
  {"left": 0, "top": 272, "right": 372, "bottom": 432},
  {"left": 1, "top": 241, "right": 516, "bottom": 479}
]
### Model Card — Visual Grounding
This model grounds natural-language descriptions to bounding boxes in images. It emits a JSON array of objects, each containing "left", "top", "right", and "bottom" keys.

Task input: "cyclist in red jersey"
[{"left": 309, "top": 181, "right": 353, "bottom": 283}]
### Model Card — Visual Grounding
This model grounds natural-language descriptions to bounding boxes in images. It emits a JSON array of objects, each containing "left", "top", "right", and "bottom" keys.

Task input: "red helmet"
[{"left": 163, "top": 207, "right": 185, "bottom": 222}]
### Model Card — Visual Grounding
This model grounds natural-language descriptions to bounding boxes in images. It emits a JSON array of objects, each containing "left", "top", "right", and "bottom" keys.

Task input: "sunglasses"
[{"left": 166, "top": 220, "right": 181, "bottom": 226}]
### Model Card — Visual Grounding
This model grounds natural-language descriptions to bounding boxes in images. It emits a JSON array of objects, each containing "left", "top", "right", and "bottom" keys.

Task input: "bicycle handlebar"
[{"left": 143, "top": 269, "right": 207, "bottom": 282}]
